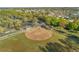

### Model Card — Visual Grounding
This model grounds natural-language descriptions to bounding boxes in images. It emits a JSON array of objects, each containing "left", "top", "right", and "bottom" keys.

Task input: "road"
[{"left": 0, "top": 30, "right": 24, "bottom": 40}]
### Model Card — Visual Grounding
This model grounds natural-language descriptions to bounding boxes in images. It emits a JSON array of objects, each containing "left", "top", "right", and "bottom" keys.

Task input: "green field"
[{"left": 0, "top": 27, "right": 79, "bottom": 52}]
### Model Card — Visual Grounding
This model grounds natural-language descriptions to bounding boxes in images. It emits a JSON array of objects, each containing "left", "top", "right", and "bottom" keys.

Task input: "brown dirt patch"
[{"left": 25, "top": 26, "right": 52, "bottom": 41}]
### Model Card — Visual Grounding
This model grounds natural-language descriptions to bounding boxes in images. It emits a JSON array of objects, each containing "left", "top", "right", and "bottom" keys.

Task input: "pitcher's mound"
[{"left": 25, "top": 26, "right": 52, "bottom": 41}]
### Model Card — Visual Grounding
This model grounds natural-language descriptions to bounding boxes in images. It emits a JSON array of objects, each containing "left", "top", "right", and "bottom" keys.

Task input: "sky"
[{"left": 0, "top": 0, "right": 79, "bottom": 7}]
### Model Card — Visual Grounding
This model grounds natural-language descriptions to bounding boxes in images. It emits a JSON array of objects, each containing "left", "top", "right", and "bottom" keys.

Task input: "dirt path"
[{"left": 25, "top": 26, "right": 52, "bottom": 41}]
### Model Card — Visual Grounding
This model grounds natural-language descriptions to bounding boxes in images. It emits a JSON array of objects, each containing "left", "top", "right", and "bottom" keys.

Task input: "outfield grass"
[{"left": 0, "top": 27, "right": 79, "bottom": 52}]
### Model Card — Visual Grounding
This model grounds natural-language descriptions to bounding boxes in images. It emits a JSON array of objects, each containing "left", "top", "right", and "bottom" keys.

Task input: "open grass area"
[
  {"left": 0, "top": 27, "right": 67, "bottom": 52},
  {"left": 0, "top": 27, "right": 79, "bottom": 52}
]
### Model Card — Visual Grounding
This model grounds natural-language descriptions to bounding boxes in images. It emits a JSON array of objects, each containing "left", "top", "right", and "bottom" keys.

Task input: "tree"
[
  {"left": 59, "top": 18, "right": 69, "bottom": 28},
  {"left": 51, "top": 17, "right": 60, "bottom": 27},
  {"left": 74, "top": 20, "right": 79, "bottom": 31},
  {"left": 13, "top": 19, "right": 22, "bottom": 30},
  {"left": 67, "top": 22, "right": 78, "bottom": 31},
  {"left": 45, "top": 16, "right": 52, "bottom": 25}
]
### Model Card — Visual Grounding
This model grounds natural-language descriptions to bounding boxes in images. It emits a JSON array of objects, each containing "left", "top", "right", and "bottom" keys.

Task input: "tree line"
[{"left": 0, "top": 8, "right": 79, "bottom": 33}]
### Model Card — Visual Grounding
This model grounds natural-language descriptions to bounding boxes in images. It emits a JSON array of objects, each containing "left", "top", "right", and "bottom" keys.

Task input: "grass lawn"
[{"left": 0, "top": 27, "right": 79, "bottom": 52}]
